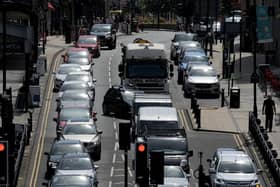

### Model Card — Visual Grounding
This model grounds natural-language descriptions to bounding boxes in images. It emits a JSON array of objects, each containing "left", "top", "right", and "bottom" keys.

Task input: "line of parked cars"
[
  {"left": 170, "top": 32, "right": 220, "bottom": 98},
  {"left": 43, "top": 26, "right": 117, "bottom": 186}
]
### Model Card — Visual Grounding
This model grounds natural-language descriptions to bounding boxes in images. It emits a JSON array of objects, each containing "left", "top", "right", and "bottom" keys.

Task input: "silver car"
[
  {"left": 170, "top": 33, "right": 198, "bottom": 61},
  {"left": 208, "top": 148, "right": 261, "bottom": 187},
  {"left": 174, "top": 41, "right": 201, "bottom": 64},
  {"left": 183, "top": 64, "right": 220, "bottom": 97},
  {"left": 53, "top": 64, "right": 82, "bottom": 91},
  {"left": 158, "top": 166, "right": 190, "bottom": 187},
  {"left": 58, "top": 123, "right": 102, "bottom": 161},
  {"left": 58, "top": 81, "right": 95, "bottom": 99},
  {"left": 64, "top": 71, "right": 96, "bottom": 89},
  {"left": 66, "top": 57, "right": 93, "bottom": 73},
  {"left": 54, "top": 152, "right": 98, "bottom": 184}
]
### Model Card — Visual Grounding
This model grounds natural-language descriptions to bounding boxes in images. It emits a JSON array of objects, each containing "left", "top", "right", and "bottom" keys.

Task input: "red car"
[
  {"left": 61, "top": 47, "right": 93, "bottom": 63},
  {"left": 75, "top": 35, "right": 101, "bottom": 58}
]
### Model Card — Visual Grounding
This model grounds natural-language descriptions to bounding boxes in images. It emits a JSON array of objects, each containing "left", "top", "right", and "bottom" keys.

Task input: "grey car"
[
  {"left": 158, "top": 166, "right": 190, "bottom": 187},
  {"left": 44, "top": 140, "right": 86, "bottom": 178},
  {"left": 183, "top": 64, "right": 220, "bottom": 98},
  {"left": 66, "top": 57, "right": 93, "bottom": 73},
  {"left": 56, "top": 90, "right": 94, "bottom": 112},
  {"left": 53, "top": 64, "right": 82, "bottom": 91},
  {"left": 90, "top": 24, "right": 116, "bottom": 49},
  {"left": 170, "top": 33, "right": 198, "bottom": 61},
  {"left": 174, "top": 41, "right": 202, "bottom": 65},
  {"left": 54, "top": 152, "right": 98, "bottom": 185},
  {"left": 58, "top": 123, "right": 102, "bottom": 161},
  {"left": 208, "top": 148, "right": 261, "bottom": 187},
  {"left": 47, "top": 174, "right": 95, "bottom": 187},
  {"left": 58, "top": 81, "right": 95, "bottom": 99}
]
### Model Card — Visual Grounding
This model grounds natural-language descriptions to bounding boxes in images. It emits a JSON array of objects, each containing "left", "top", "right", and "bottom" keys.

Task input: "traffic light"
[
  {"left": 1, "top": 95, "right": 13, "bottom": 125},
  {"left": 119, "top": 122, "right": 131, "bottom": 150},
  {"left": 135, "top": 140, "right": 148, "bottom": 185},
  {"left": 0, "top": 141, "right": 8, "bottom": 185},
  {"left": 150, "top": 151, "right": 164, "bottom": 185}
]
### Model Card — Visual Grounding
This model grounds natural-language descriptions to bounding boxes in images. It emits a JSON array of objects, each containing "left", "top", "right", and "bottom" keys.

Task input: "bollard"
[
  {"left": 197, "top": 107, "right": 201, "bottom": 129},
  {"left": 221, "top": 88, "right": 225, "bottom": 107}
]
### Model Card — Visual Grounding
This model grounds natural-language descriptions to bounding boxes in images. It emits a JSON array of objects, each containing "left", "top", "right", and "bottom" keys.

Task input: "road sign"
[{"left": 256, "top": 5, "right": 273, "bottom": 43}]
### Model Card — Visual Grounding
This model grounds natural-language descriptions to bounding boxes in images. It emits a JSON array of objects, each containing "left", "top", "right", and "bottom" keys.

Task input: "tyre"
[{"left": 102, "top": 104, "right": 109, "bottom": 115}]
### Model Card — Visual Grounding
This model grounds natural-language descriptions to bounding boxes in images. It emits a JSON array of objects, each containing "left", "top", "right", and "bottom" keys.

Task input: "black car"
[
  {"left": 44, "top": 140, "right": 86, "bottom": 178},
  {"left": 102, "top": 86, "right": 132, "bottom": 119},
  {"left": 46, "top": 174, "right": 95, "bottom": 187},
  {"left": 90, "top": 24, "right": 116, "bottom": 49}
]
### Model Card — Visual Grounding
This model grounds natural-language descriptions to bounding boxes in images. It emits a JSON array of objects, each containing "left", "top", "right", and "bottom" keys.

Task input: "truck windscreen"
[{"left": 126, "top": 60, "right": 168, "bottom": 78}]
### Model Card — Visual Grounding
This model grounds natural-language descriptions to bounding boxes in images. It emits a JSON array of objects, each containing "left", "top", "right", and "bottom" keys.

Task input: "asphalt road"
[{"left": 22, "top": 31, "right": 268, "bottom": 187}]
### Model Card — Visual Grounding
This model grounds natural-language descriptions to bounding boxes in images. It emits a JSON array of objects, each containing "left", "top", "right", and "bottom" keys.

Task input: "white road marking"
[
  {"left": 115, "top": 131, "right": 118, "bottom": 140},
  {"left": 128, "top": 167, "right": 133, "bottom": 177},
  {"left": 113, "top": 121, "right": 117, "bottom": 130},
  {"left": 110, "top": 166, "right": 114, "bottom": 177},
  {"left": 112, "top": 153, "right": 116, "bottom": 163},
  {"left": 109, "top": 181, "right": 112, "bottom": 187},
  {"left": 114, "top": 142, "right": 118, "bottom": 151}
]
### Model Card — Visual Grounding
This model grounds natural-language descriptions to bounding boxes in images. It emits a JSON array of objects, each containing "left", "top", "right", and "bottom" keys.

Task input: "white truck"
[{"left": 118, "top": 40, "right": 174, "bottom": 93}]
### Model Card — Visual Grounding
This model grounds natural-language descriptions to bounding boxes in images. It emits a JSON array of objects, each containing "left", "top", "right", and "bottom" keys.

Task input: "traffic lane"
[{"left": 92, "top": 39, "right": 135, "bottom": 186}]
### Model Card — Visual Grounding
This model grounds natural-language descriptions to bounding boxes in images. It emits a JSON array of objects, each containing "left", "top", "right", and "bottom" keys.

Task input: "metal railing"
[{"left": 249, "top": 112, "right": 280, "bottom": 186}]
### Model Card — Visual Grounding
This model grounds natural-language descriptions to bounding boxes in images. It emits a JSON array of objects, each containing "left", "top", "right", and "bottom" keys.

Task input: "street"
[{"left": 15, "top": 31, "right": 270, "bottom": 187}]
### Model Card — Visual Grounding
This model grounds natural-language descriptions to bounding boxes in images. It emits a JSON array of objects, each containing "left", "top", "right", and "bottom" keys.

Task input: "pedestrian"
[{"left": 262, "top": 94, "right": 276, "bottom": 132}]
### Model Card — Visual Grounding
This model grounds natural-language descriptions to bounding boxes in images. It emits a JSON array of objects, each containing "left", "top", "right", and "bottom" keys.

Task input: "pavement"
[{"left": 187, "top": 38, "right": 280, "bottom": 159}]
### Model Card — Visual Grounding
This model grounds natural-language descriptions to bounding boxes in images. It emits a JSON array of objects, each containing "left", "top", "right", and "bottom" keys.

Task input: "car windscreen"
[
  {"left": 59, "top": 157, "right": 93, "bottom": 170},
  {"left": 126, "top": 60, "right": 168, "bottom": 78},
  {"left": 138, "top": 121, "right": 179, "bottom": 135},
  {"left": 91, "top": 25, "right": 110, "bottom": 32},
  {"left": 147, "top": 138, "right": 187, "bottom": 154},
  {"left": 58, "top": 67, "right": 81, "bottom": 74},
  {"left": 175, "top": 34, "right": 198, "bottom": 42},
  {"left": 52, "top": 175, "right": 91, "bottom": 186},
  {"left": 65, "top": 75, "right": 91, "bottom": 82},
  {"left": 165, "top": 166, "right": 185, "bottom": 177},
  {"left": 67, "top": 58, "right": 90, "bottom": 65},
  {"left": 189, "top": 68, "right": 216, "bottom": 77},
  {"left": 68, "top": 51, "right": 89, "bottom": 58},
  {"left": 218, "top": 160, "right": 255, "bottom": 173},
  {"left": 64, "top": 124, "right": 97, "bottom": 134},
  {"left": 51, "top": 144, "right": 84, "bottom": 155},
  {"left": 61, "top": 83, "right": 89, "bottom": 91},
  {"left": 78, "top": 37, "right": 97, "bottom": 44},
  {"left": 182, "top": 55, "right": 208, "bottom": 63},
  {"left": 62, "top": 92, "right": 89, "bottom": 100},
  {"left": 60, "top": 108, "right": 90, "bottom": 121}
]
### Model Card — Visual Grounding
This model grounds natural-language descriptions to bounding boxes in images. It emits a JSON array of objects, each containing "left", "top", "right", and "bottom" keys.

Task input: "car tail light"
[{"left": 59, "top": 121, "right": 67, "bottom": 127}]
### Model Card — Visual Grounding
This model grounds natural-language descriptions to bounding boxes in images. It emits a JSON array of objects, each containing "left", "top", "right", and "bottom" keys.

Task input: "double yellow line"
[{"left": 29, "top": 52, "right": 61, "bottom": 187}]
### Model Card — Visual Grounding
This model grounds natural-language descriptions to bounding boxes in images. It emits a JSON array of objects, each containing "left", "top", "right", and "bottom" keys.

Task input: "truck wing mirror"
[
  {"left": 118, "top": 64, "right": 124, "bottom": 72},
  {"left": 170, "top": 64, "right": 174, "bottom": 72},
  {"left": 188, "top": 150, "right": 193, "bottom": 157}
]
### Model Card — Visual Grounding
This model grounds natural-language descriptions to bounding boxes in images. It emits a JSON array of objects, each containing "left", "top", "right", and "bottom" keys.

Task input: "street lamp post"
[{"left": 252, "top": 0, "right": 258, "bottom": 118}]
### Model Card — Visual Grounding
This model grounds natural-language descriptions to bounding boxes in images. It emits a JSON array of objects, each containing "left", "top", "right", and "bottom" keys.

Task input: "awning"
[{"left": 48, "top": 2, "right": 55, "bottom": 11}]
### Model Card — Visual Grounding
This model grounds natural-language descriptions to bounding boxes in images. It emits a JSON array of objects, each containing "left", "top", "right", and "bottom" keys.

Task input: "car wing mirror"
[
  {"left": 257, "top": 169, "right": 263, "bottom": 174},
  {"left": 209, "top": 168, "right": 216, "bottom": 174},
  {"left": 209, "top": 61, "right": 212, "bottom": 65},
  {"left": 97, "top": 130, "right": 103, "bottom": 134},
  {"left": 188, "top": 150, "right": 193, "bottom": 157},
  {"left": 44, "top": 152, "right": 49, "bottom": 156},
  {"left": 217, "top": 74, "right": 220, "bottom": 79},
  {"left": 92, "top": 78, "right": 97, "bottom": 83}
]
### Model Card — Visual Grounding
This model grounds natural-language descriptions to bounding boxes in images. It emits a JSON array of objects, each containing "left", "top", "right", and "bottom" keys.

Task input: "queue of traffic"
[{"left": 42, "top": 24, "right": 117, "bottom": 187}]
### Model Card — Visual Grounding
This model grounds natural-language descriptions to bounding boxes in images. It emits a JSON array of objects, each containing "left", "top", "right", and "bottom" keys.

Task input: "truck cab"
[{"left": 118, "top": 42, "right": 174, "bottom": 92}]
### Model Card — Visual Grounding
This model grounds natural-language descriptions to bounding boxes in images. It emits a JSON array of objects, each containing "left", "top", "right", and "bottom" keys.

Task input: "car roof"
[
  {"left": 59, "top": 64, "right": 81, "bottom": 68},
  {"left": 63, "top": 81, "right": 89, "bottom": 85},
  {"left": 61, "top": 152, "right": 90, "bottom": 159},
  {"left": 93, "top": 23, "right": 112, "bottom": 27},
  {"left": 190, "top": 64, "right": 214, "bottom": 69},
  {"left": 139, "top": 106, "right": 177, "bottom": 121},
  {"left": 67, "top": 47, "right": 88, "bottom": 52},
  {"left": 54, "top": 139, "right": 81, "bottom": 145},
  {"left": 68, "top": 71, "right": 90, "bottom": 75},
  {"left": 78, "top": 35, "right": 97, "bottom": 38}
]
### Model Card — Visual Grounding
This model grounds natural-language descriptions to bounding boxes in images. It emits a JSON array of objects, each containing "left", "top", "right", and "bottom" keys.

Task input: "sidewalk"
[{"left": 188, "top": 40, "right": 280, "bottom": 160}]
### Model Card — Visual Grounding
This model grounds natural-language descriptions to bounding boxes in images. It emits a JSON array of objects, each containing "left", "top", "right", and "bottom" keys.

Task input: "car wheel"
[
  {"left": 103, "top": 104, "right": 109, "bottom": 115},
  {"left": 113, "top": 39, "right": 117, "bottom": 49}
]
